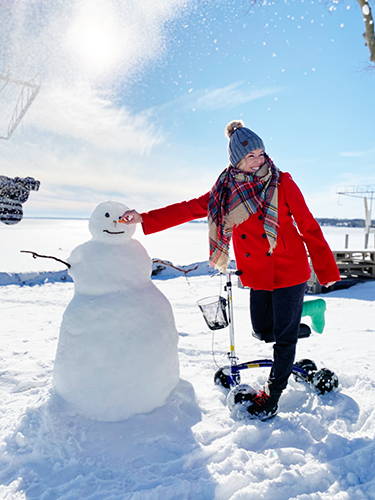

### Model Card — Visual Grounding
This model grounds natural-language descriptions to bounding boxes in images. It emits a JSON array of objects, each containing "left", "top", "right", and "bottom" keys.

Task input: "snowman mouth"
[{"left": 103, "top": 230, "right": 125, "bottom": 234}]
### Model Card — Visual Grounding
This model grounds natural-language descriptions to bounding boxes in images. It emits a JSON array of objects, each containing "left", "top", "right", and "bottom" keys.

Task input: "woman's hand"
[
  {"left": 119, "top": 209, "right": 143, "bottom": 224},
  {"left": 323, "top": 281, "right": 336, "bottom": 288}
]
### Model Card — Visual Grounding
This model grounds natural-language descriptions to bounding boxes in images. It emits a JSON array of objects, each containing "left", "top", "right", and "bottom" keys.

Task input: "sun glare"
[
  {"left": 66, "top": 4, "right": 122, "bottom": 75},
  {"left": 81, "top": 26, "right": 117, "bottom": 67}
]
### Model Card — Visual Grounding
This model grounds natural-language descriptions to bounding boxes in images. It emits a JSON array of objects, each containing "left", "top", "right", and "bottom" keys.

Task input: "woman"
[{"left": 121, "top": 120, "right": 340, "bottom": 420}]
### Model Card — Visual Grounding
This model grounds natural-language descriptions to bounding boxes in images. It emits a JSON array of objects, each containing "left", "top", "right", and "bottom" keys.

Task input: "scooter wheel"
[
  {"left": 227, "top": 384, "right": 258, "bottom": 412},
  {"left": 312, "top": 368, "right": 339, "bottom": 394},
  {"left": 293, "top": 358, "right": 318, "bottom": 383},
  {"left": 214, "top": 366, "right": 240, "bottom": 389}
]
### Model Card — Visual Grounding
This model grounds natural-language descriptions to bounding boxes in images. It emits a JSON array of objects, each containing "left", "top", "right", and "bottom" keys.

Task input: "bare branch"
[
  {"left": 21, "top": 250, "right": 71, "bottom": 269},
  {"left": 152, "top": 259, "right": 199, "bottom": 284},
  {"left": 356, "top": 0, "right": 375, "bottom": 63},
  {"left": 152, "top": 258, "right": 198, "bottom": 276}
]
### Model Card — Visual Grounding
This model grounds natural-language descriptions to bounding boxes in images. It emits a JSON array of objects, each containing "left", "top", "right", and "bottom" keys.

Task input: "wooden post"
[{"left": 345, "top": 234, "right": 349, "bottom": 249}]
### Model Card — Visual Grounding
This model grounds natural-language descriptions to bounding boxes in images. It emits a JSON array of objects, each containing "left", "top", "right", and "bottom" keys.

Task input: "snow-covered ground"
[{"left": 1, "top": 219, "right": 375, "bottom": 500}]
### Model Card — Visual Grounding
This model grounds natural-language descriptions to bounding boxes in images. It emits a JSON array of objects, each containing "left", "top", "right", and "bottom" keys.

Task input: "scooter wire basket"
[{"left": 197, "top": 295, "right": 229, "bottom": 330}]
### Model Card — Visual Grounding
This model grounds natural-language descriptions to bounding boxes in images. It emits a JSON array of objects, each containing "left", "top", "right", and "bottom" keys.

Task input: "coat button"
[
  {"left": 262, "top": 233, "right": 267, "bottom": 239},
  {"left": 241, "top": 234, "right": 247, "bottom": 239},
  {"left": 267, "top": 251, "right": 271, "bottom": 257},
  {"left": 258, "top": 214, "right": 264, "bottom": 221},
  {"left": 245, "top": 253, "right": 250, "bottom": 258}
]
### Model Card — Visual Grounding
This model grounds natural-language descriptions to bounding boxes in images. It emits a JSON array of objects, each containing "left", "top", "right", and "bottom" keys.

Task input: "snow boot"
[{"left": 247, "top": 387, "right": 280, "bottom": 421}]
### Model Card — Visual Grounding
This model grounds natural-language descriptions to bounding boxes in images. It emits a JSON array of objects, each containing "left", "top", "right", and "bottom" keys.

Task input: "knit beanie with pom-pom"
[{"left": 225, "top": 120, "right": 265, "bottom": 167}]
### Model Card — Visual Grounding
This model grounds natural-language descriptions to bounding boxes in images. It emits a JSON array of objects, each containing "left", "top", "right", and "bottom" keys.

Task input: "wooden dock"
[{"left": 307, "top": 250, "right": 375, "bottom": 294}]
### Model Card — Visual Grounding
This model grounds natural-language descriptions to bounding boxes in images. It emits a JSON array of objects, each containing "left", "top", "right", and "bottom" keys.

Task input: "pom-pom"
[{"left": 225, "top": 120, "right": 244, "bottom": 138}]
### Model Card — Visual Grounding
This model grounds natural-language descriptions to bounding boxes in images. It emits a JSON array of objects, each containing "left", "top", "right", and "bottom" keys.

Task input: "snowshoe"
[
  {"left": 214, "top": 366, "right": 240, "bottom": 389},
  {"left": 312, "top": 368, "right": 339, "bottom": 394},
  {"left": 227, "top": 384, "right": 257, "bottom": 412},
  {"left": 293, "top": 358, "right": 318, "bottom": 383}
]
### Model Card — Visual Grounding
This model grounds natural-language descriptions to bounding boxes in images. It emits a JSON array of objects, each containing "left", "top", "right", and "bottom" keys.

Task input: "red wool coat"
[{"left": 141, "top": 171, "right": 341, "bottom": 291}]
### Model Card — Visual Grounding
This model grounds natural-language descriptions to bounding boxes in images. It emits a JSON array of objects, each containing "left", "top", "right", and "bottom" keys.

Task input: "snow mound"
[{"left": 1, "top": 275, "right": 375, "bottom": 499}]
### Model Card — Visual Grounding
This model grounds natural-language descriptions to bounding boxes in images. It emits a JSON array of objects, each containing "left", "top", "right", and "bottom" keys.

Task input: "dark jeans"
[{"left": 250, "top": 282, "right": 307, "bottom": 395}]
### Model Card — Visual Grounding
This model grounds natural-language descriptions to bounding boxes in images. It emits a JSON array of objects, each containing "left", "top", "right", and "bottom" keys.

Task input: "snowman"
[{"left": 52, "top": 201, "right": 180, "bottom": 422}]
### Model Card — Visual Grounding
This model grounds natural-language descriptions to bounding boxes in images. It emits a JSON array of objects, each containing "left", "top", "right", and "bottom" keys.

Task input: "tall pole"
[{"left": 336, "top": 186, "right": 375, "bottom": 249}]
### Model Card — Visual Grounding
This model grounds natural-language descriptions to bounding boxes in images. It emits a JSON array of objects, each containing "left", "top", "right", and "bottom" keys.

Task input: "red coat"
[{"left": 141, "top": 171, "right": 341, "bottom": 291}]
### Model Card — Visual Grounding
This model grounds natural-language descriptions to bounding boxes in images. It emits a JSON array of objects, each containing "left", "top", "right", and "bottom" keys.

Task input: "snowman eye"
[{"left": 105, "top": 212, "right": 110, "bottom": 218}]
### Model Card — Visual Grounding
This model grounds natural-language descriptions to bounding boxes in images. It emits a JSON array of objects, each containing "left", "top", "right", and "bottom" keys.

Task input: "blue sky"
[{"left": 0, "top": 0, "right": 374, "bottom": 219}]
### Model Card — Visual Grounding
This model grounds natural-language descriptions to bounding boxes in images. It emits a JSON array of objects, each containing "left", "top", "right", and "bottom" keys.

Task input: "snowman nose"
[{"left": 113, "top": 220, "right": 117, "bottom": 227}]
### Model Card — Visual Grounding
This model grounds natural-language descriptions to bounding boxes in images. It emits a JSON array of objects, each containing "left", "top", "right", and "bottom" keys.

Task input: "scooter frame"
[{"left": 215, "top": 270, "right": 324, "bottom": 388}]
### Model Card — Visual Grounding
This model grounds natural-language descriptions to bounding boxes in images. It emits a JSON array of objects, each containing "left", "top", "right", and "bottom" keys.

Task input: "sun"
[
  {"left": 80, "top": 25, "right": 118, "bottom": 68},
  {"left": 66, "top": 4, "right": 122, "bottom": 75}
]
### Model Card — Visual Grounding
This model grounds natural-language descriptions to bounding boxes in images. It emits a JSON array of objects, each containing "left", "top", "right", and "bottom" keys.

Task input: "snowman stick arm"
[
  {"left": 152, "top": 259, "right": 198, "bottom": 276},
  {"left": 20, "top": 250, "right": 71, "bottom": 269}
]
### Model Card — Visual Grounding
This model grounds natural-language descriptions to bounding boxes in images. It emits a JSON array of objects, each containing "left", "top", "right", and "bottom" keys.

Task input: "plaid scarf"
[{"left": 208, "top": 157, "right": 280, "bottom": 272}]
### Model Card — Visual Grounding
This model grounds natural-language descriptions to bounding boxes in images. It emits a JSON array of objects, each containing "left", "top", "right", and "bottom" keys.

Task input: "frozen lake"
[{"left": 1, "top": 218, "right": 374, "bottom": 273}]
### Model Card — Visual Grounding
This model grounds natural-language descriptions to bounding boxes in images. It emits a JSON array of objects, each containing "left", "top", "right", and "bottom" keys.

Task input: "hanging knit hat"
[{"left": 225, "top": 120, "right": 265, "bottom": 167}]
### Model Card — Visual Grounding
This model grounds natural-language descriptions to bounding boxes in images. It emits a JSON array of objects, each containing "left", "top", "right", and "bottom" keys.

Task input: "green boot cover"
[{"left": 302, "top": 298, "right": 326, "bottom": 334}]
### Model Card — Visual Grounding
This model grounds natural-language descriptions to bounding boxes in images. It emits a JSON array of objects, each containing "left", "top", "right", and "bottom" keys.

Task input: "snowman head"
[{"left": 89, "top": 201, "right": 136, "bottom": 244}]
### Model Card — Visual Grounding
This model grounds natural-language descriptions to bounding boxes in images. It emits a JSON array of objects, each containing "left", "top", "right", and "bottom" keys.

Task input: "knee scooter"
[{"left": 197, "top": 270, "right": 339, "bottom": 412}]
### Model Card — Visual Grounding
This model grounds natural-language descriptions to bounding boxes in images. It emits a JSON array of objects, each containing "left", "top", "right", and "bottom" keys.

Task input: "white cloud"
[
  {"left": 1, "top": 124, "right": 211, "bottom": 218},
  {"left": 28, "top": 84, "right": 164, "bottom": 154},
  {"left": 194, "top": 82, "right": 282, "bottom": 110},
  {"left": 149, "top": 81, "right": 283, "bottom": 115},
  {"left": 304, "top": 185, "right": 367, "bottom": 220},
  {"left": 339, "top": 148, "right": 375, "bottom": 158}
]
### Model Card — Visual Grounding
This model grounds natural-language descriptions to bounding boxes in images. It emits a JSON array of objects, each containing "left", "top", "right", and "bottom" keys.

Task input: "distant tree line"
[
  {"left": 191, "top": 219, "right": 374, "bottom": 227},
  {"left": 316, "top": 218, "right": 375, "bottom": 227}
]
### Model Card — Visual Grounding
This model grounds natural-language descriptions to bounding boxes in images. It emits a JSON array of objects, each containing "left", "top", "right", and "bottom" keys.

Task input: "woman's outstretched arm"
[{"left": 120, "top": 193, "right": 210, "bottom": 235}]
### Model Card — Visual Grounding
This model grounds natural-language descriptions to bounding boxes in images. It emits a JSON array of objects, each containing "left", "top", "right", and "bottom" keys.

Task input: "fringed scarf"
[{"left": 208, "top": 157, "right": 280, "bottom": 272}]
